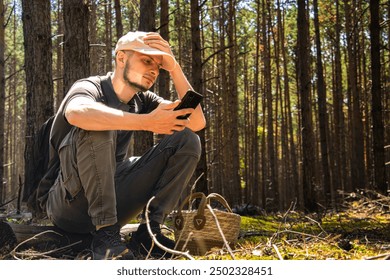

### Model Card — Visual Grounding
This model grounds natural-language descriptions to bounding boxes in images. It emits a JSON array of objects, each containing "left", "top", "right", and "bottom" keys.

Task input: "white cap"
[{"left": 115, "top": 31, "right": 176, "bottom": 71}]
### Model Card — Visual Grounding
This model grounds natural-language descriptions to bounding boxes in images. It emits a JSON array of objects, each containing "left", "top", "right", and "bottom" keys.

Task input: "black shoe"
[
  {"left": 128, "top": 221, "right": 175, "bottom": 259},
  {"left": 91, "top": 224, "right": 135, "bottom": 260}
]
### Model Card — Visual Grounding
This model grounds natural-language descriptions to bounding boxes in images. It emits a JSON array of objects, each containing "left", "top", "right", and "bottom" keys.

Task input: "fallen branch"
[
  {"left": 145, "top": 196, "right": 194, "bottom": 260},
  {"left": 277, "top": 229, "right": 328, "bottom": 242},
  {"left": 206, "top": 204, "right": 235, "bottom": 259},
  {"left": 11, "top": 230, "right": 82, "bottom": 259},
  {"left": 272, "top": 244, "right": 283, "bottom": 260},
  {"left": 363, "top": 253, "right": 390, "bottom": 260}
]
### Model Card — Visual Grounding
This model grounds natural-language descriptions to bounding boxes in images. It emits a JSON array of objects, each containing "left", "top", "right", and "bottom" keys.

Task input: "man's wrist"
[{"left": 168, "top": 61, "right": 178, "bottom": 73}]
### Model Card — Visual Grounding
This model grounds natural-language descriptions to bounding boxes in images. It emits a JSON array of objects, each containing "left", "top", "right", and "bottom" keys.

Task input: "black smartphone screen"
[{"left": 173, "top": 90, "right": 203, "bottom": 119}]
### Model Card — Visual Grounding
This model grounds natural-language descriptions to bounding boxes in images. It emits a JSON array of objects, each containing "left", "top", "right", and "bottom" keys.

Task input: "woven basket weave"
[{"left": 173, "top": 192, "right": 241, "bottom": 255}]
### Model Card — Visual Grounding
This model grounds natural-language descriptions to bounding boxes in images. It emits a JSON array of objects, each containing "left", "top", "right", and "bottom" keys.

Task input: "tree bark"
[
  {"left": 226, "top": 0, "right": 241, "bottom": 205},
  {"left": 369, "top": 0, "right": 387, "bottom": 193},
  {"left": 104, "top": 0, "right": 112, "bottom": 73},
  {"left": 139, "top": 0, "right": 157, "bottom": 32},
  {"left": 313, "top": 0, "right": 332, "bottom": 206},
  {"left": 158, "top": 0, "right": 170, "bottom": 101},
  {"left": 133, "top": 0, "right": 157, "bottom": 156},
  {"left": 55, "top": 0, "right": 63, "bottom": 109},
  {"left": 22, "top": 0, "right": 54, "bottom": 201},
  {"left": 333, "top": 0, "right": 347, "bottom": 202},
  {"left": 344, "top": 0, "right": 365, "bottom": 190},
  {"left": 63, "top": 0, "right": 90, "bottom": 95},
  {"left": 0, "top": 0, "right": 5, "bottom": 204},
  {"left": 89, "top": 0, "right": 99, "bottom": 76},
  {"left": 262, "top": 0, "right": 278, "bottom": 209},
  {"left": 251, "top": 0, "right": 261, "bottom": 206},
  {"left": 114, "top": 0, "right": 123, "bottom": 40},
  {"left": 190, "top": 0, "right": 208, "bottom": 195},
  {"left": 297, "top": 0, "right": 317, "bottom": 212}
]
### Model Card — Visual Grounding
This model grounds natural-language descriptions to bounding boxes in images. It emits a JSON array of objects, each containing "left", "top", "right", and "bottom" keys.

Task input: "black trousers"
[{"left": 46, "top": 128, "right": 201, "bottom": 234}]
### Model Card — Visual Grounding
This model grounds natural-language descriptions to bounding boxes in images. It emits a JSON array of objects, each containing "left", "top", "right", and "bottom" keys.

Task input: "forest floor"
[
  {"left": 205, "top": 190, "right": 390, "bottom": 260},
  {"left": 0, "top": 190, "right": 389, "bottom": 260}
]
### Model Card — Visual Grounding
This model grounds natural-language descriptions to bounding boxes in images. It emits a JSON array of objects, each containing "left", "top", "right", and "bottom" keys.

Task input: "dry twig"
[
  {"left": 363, "top": 253, "right": 390, "bottom": 260},
  {"left": 272, "top": 244, "right": 283, "bottom": 260},
  {"left": 145, "top": 196, "right": 195, "bottom": 260},
  {"left": 206, "top": 204, "right": 235, "bottom": 259},
  {"left": 10, "top": 230, "right": 82, "bottom": 259}
]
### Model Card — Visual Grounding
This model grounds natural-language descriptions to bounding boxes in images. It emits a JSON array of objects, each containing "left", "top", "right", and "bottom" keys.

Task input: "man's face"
[{"left": 122, "top": 51, "right": 162, "bottom": 92}]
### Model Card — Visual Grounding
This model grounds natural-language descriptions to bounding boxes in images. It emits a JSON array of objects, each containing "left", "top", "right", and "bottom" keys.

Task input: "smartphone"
[{"left": 173, "top": 90, "right": 203, "bottom": 119}]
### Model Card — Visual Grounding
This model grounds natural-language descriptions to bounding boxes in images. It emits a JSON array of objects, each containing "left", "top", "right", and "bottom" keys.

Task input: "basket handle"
[
  {"left": 206, "top": 193, "right": 233, "bottom": 213},
  {"left": 174, "top": 192, "right": 207, "bottom": 230}
]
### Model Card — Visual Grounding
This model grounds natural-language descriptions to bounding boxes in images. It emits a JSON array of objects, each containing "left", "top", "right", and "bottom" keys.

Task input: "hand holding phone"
[{"left": 173, "top": 90, "right": 203, "bottom": 119}]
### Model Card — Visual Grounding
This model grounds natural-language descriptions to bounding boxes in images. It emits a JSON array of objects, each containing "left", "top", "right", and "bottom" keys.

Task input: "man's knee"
[
  {"left": 75, "top": 130, "right": 117, "bottom": 161},
  {"left": 176, "top": 128, "right": 202, "bottom": 158}
]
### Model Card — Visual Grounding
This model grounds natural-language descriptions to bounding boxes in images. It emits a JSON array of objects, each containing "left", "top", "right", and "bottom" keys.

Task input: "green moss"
[
  {"left": 240, "top": 215, "right": 280, "bottom": 232},
  {"left": 193, "top": 208, "right": 390, "bottom": 260}
]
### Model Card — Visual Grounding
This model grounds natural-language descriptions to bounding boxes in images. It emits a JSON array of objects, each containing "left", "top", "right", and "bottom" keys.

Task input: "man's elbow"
[
  {"left": 65, "top": 108, "right": 84, "bottom": 127},
  {"left": 191, "top": 119, "right": 206, "bottom": 132}
]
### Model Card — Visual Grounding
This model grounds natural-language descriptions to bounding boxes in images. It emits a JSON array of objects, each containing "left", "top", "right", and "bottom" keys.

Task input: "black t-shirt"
[{"left": 50, "top": 72, "right": 162, "bottom": 162}]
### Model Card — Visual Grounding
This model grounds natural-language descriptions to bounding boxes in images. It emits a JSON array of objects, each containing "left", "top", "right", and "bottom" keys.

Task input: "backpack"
[{"left": 23, "top": 115, "right": 55, "bottom": 213}]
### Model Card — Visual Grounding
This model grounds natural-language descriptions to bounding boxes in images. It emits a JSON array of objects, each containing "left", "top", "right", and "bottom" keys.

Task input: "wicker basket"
[{"left": 173, "top": 192, "right": 241, "bottom": 255}]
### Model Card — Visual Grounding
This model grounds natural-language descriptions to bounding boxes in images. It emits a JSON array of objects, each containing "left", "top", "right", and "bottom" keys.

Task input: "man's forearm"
[
  {"left": 169, "top": 63, "right": 206, "bottom": 131},
  {"left": 66, "top": 102, "right": 145, "bottom": 131}
]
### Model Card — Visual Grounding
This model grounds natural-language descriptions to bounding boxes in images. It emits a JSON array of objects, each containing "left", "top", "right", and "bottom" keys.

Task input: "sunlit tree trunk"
[
  {"left": 262, "top": 0, "right": 278, "bottom": 210},
  {"left": 190, "top": 0, "right": 208, "bottom": 195},
  {"left": 344, "top": 0, "right": 365, "bottom": 190},
  {"left": 227, "top": 0, "right": 241, "bottom": 204},
  {"left": 54, "top": 0, "right": 63, "bottom": 107},
  {"left": 252, "top": 0, "right": 261, "bottom": 206},
  {"left": 332, "top": 0, "right": 347, "bottom": 203}
]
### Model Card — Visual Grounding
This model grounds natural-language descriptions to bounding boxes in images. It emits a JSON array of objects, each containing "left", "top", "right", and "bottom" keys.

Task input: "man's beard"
[{"left": 123, "top": 60, "right": 149, "bottom": 92}]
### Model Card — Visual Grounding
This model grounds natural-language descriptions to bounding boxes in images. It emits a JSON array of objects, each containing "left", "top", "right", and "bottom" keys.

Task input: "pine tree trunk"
[
  {"left": 22, "top": 0, "right": 54, "bottom": 201},
  {"left": 227, "top": 0, "right": 241, "bottom": 205},
  {"left": 0, "top": 0, "right": 5, "bottom": 204},
  {"left": 133, "top": 0, "right": 157, "bottom": 156},
  {"left": 158, "top": 0, "right": 170, "bottom": 100},
  {"left": 55, "top": 1, "right": 63, "bottom": 107},
  {"left": 369, "top": 0, "right": 387, "bottom": 193},
  {"left": 63, "top": 0, "right": 90, "bottom": 95},
  {"left": 218, "top": 2, "right": 232, "bottom": 200},
  {"left": 104, "top": 0, "right": 112, "bottom": 73},
  {"left": 89, "top": 1, "right": 99, "bottom": 76},
  {"left": 345, "top": 0, "right": 365, "bottom": 190},
  {"left": 313, "top": 0, "right": 332, "bottom": 206},
  {"left": 262, "top": 0, "right": 278, "bottom": 209},
  {"left": 154, "top": 0, "right": 170, "bottom": 144},
  {"left": 139, "top": 0, "right": 157, "bottom": 32},
  {"left": 297, "top": 0, "right": 317, "bottom": 212},
  {"left": 114, "top": 0, "right": 123, "bottom": 40},
  {"left": 333, "top": 0, "right": 347, "bottom": 203},
  {"left": 190, "top": 0, "right": 208, "bottom": 195},
  {"left": 252, "top": 0, "right": 261, "bottom": 206}
]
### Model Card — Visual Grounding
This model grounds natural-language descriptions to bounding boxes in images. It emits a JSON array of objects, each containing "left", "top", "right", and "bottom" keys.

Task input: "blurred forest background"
[{"left": 0, "top": 0, "right": 388, "bottom": 216}]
